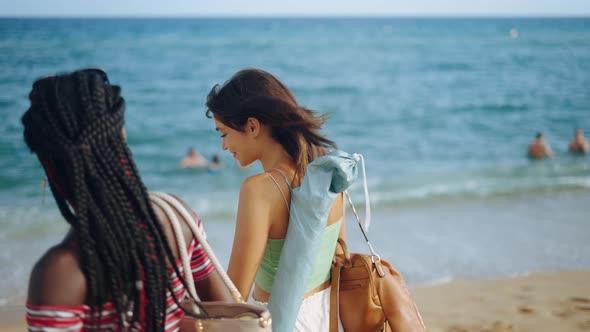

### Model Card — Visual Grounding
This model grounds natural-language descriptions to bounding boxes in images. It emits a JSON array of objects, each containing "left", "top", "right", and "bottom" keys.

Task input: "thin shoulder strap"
[
  {"left": 266, "top": 171, "right": 290, "bottom": 212},
  {"left": 271, "top": 168, "right": 293, "bottom": 191}
]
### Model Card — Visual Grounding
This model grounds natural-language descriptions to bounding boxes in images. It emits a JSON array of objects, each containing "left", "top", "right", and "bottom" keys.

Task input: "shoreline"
[
  {"left": 3, "top": 188, "right": 589, "bottom": 296},
  {"left": 3, "top": 270, "right": 589, "bottom": 331},
  {"left": 355, "top": 189, "right": 590, "bottom": 287}
]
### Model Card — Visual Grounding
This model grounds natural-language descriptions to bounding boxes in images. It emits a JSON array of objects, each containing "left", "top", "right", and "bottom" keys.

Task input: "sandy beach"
[
  {"left": 2, "top": 270, "right": 588, "bottom": 331},
  {"left": 0, "top": 302, "right": 24, "bottom": 332},
  {"left": 413, "top": 270, "right": 590, "bottom": 332}
]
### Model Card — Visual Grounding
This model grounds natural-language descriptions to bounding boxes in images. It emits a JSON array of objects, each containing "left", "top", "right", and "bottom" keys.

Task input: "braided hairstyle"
[
  {"left": 206, "top": 68, "right": 336, "bottom": 182},
  {"left": 22, "top": 69, "right": 182, "bottom": 330}
]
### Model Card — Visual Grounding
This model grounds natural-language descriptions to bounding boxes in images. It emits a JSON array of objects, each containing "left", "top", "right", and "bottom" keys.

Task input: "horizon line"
[{"left": 1, "top": 13, "right": 590, "bottom": 19}]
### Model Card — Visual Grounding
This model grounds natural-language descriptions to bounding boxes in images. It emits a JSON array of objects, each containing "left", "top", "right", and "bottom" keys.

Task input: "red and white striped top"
[{"left": 26, "top": 219, "right": 214, "bottom": 332}]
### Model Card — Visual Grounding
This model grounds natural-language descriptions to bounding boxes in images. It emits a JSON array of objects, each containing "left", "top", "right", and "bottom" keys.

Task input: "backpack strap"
[{"left": 329, "top": 261, "right": 342, "bottom": 332}]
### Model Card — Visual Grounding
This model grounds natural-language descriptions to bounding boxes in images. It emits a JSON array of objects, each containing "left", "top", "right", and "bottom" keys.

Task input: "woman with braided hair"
[
  {"left": 206, "top": 68, "right": 347, "bottom": 331},
  {"left": 22, "top": 68, "right": 230, "bottom": 331}
]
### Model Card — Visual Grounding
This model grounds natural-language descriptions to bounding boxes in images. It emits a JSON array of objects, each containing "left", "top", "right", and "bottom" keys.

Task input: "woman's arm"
[
  {"left": 187, "top": 211, "right": 232, "bottom": 302},
  {"left": 227, "top": 176, "right": 274, "bottom": 300},
  {"left": 194, "top": 270, "right": 232, "bottom": 302}
]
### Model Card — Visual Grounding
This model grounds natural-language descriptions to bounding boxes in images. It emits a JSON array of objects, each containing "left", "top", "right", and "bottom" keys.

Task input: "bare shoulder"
[
  {"left": 238, "top": 173, "right": 285, "bottom": 211},
  {"left": 240, "top": 173, "right": 278, "bottom": 197},
  {"left": 27, "top": 243, "right": 86, "bottom": 306}
]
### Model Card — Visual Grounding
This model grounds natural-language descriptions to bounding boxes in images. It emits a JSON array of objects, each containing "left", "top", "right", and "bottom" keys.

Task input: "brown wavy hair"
[{"left": 206, "top": 68, "right": 336, "bottom": 181}]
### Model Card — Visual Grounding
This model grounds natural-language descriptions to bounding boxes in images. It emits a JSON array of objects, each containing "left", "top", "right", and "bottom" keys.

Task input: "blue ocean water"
[{"left": 0, "top": 18, "right": 589, "bottom": 300}]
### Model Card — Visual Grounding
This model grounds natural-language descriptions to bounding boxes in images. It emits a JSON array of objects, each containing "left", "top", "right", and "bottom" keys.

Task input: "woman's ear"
[{"left": 247, "top": 117, "right": 261, "bottom": 137}]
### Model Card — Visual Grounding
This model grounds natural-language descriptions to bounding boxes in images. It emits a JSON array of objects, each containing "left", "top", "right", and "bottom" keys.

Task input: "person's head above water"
[
  {"left": 205, "top": 68, "right": 336, "bottom": 180},
  {"left": 22, "top": 68, "right": 178, "bottom": 330}
]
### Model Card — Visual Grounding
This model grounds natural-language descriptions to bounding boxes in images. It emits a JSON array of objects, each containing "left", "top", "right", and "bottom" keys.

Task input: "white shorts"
[{"left": 254, "top": 286, "right": 344, "bottom": 332}]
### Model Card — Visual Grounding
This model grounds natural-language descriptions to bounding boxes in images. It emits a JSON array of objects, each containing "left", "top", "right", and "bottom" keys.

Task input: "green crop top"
[{"left": 254, "top": 218, "right": 342, "bottom": 293}]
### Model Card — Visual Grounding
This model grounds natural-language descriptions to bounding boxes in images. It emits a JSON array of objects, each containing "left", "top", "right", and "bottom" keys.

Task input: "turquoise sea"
[{"left": 0, "top": 18, "right": 589, "bottom": 303}]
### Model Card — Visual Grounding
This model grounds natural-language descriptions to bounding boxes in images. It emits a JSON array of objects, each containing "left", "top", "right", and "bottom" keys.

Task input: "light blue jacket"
[{"left": 267, "top": 150, "right": 357, "bottom": 332}]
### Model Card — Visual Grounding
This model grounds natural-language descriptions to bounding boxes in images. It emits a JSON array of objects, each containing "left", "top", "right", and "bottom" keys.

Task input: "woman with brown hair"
[{"left": 206, "top": 68, "right": 347, "bottom": 331}]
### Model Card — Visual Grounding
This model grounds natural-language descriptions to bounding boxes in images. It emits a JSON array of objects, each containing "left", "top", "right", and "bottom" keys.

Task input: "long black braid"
[{"left": 22, "top": 70, "right": 189, "bottom": 331}]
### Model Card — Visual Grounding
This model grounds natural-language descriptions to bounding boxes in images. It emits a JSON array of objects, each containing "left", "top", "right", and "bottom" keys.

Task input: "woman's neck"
[
  {"left": 259, "top": 140, "right": 296, "bottom": 174},
  {"left": 60, "top": 228, "right": 79, "bottom": 250}
]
